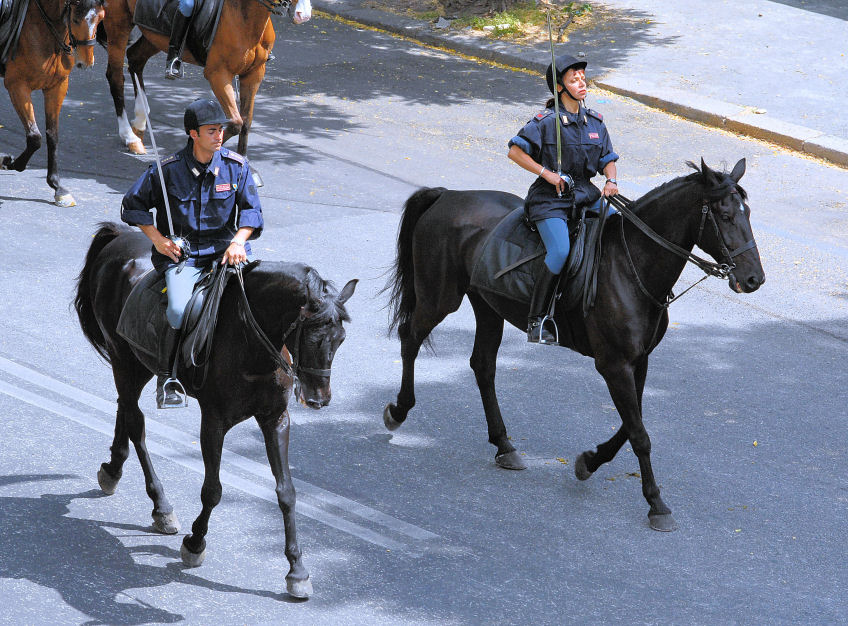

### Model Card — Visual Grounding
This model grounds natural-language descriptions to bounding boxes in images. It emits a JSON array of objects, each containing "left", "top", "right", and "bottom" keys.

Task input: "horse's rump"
[
  {"left": 0, "top": 0, "right": 31, "bottom": 69},
  {"left": 133, "top": 0, "right": 224, "bottom": 65}
]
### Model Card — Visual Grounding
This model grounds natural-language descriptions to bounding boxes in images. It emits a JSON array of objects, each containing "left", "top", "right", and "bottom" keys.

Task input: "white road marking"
[{"left": 0, "top": 356, "right": 438, "bottom": 552}]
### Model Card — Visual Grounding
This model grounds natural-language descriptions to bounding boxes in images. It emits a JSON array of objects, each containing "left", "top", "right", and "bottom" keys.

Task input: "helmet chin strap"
[{"left": 559, "top": 81, "right": 583, "bottom": 103}]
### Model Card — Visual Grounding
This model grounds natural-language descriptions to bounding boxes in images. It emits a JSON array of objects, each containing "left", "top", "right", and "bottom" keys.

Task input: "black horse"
[
  {"left": 384, "top": 158, "right": 765, "bottom": 531},
  {"left": 75, "top": 223, "right": 356, "bottom": 598}
]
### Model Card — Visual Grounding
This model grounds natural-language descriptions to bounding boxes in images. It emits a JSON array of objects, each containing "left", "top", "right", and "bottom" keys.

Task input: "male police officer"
[{"left": 121, "top": 97, "right": 263, "bottom": 408}]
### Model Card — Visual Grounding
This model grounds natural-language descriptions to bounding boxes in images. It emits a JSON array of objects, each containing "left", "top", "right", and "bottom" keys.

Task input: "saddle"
[
  {"left": 116, "top": 261, "right": 258, "bottom": 388},
  {"left": 470, "top": 204, "right": 611, "bottom": 316},
  {"left": 0, "top": 0, "right": 30, "bottom": 72},
  {"left": 133, "top": 0, "right": 224, "bottom": 65}
]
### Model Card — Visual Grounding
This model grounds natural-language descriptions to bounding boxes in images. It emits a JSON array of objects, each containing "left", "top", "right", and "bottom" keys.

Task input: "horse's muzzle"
[{"left": 729, "top": 271, "right": 765, "bottom": 293}]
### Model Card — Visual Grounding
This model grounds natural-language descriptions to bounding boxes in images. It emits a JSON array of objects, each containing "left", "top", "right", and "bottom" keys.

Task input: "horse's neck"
[
  {"left": 624, "top": 183, "right": 702, "bottom": 298},
  {"left": 227, "top": 0, "right": 271, "bottom": 41}
]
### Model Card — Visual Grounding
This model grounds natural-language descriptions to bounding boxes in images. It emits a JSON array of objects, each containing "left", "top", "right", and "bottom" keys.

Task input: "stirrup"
[
  {"left": 158, "top": 376, "right": 188, "bottom": 409},
  {"left": 165, "top": 57, "right": 183, "bottom": 80},
  {"left": 528, "top": 314, "right": 559, "bottom": 346}
]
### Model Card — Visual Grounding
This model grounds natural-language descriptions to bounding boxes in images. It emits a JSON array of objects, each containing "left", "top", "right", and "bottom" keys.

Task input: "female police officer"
[
  {"left": 508, "top": 54, "right": 619, "bottom": 344},
  {"left": 121, "top": 98, "right": 263, "bottom": 408}
]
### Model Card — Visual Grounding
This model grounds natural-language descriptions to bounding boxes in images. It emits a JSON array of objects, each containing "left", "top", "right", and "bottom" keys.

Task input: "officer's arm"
[
  {"left": 121, "top": 167, "right": 158, "bottom": 226},
  {"left": 508, "top": 144, "right": 566, "bottom": 194},
  {"left": 234, "top": 163, "right": 263, "bottom": 239}
]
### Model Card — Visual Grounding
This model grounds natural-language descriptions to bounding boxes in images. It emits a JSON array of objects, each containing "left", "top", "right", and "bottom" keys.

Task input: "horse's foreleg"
[
  {"left": 258, "top": 410, "right": 311, "bottom": 599},
  {"left": 575, "top": 355, "right": 647, "bottom": 479},
  {"left": 181, "top": 421, "right": 225, "bottom": 567},
  {"left": 126, "top": 36, "right": 159, "bottom": 142},
  {"left": 105, "top": 24, "right": 145, "bottom": 154},
  {"left": 42, "top": 79, "right": 75, "bottom": 207},
  {"left": 467, "top": 293, "right": 524, "bottom": 470},
  {"left": 1, "top": 82, "right": 41, "bottom": 172},
  {"left": 598, "top": 358, "right": 676, "bottom": 531},
  {"left": 205, "top": 71, "right": 242, "bottom": 148},
  {"left": 384, "top": 307, "right": 442, "bottom": 431},
  {"left": 234, "top": 65, "right": 265, "bottom": 157}
]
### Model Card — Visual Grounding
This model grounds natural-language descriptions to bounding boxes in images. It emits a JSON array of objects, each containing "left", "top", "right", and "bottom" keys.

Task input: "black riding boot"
[
  {"left": 527, "top": 266, "right": 560, "bottom": 345},
  {"left": 156, "top": 326, "right": 186, "bottom": 408},
  {"left": 165, "top": 12, "right": 191, "bottom": 79}
]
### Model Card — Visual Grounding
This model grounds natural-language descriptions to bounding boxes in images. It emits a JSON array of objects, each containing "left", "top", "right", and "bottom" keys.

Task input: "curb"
[{"left": 312, "top": 1, "right": 848, "bottom": 169}]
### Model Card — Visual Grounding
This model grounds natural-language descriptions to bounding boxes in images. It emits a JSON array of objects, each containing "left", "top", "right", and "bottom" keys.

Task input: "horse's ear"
[
  {"left": 700, "top": 157, "right": 719, "bottom": 185},
  {"left": 729, "top": 158, "right": 746, "bottom": 182},
  {"left": 337, "top": 279, "right": 358, "bottom": 304}
]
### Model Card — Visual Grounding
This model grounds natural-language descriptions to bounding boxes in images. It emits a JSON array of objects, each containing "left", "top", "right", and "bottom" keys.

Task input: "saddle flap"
[
  {"left": 0, "top": 0, "right": 31, "bottom": 68},
  {"left": 116, "top": 269, "right": 169, "bottom": 359}
]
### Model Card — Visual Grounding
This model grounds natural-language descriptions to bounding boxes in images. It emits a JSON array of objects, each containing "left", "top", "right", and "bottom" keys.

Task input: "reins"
[
  {"left": 33, "top": 0, "right": 97, "bottom": 56},
  {"left": 253, "top": 0, "right": 292, "bottom": 15},
  {"left": 608, "top": 191, "right": 757, "bottom": 309}
]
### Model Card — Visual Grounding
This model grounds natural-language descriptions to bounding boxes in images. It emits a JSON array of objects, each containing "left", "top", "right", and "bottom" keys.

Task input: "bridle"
[
  {"left": 253, "top": 0, "right": 292, "bottom": 15},
  {"left": 608, "top": 187, "right": 758, "bottom": 309},
  {"left": 33, "top": 0, "right": 97, "bottom": 56}
]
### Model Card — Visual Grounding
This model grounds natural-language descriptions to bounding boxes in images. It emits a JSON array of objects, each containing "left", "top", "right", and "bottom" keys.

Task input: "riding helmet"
[
  {"left": 183, "top": 98, "right": 230, "bottom": 134},
  {"left": 545, "top": 54, "right": 587, "bottom": 94}
]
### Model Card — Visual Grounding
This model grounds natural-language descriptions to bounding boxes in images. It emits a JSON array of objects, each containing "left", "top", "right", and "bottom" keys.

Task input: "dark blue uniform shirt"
[
  {"left": 509, "top": 105, "right": 618, "bottom": 222},
  {"left": 121, "top": 143, "right": 264, "bottom": 271}
]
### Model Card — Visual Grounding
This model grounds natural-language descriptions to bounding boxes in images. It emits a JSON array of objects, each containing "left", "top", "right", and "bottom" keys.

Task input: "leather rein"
[
  {"left": 32, "top": 0, "right": 97, "bottom": 56},
  {"left": 607, "top": 191, "right": 757, "bottom": 309},
  {"left": 254, "top": 0, "right": 292, "bottom": 15}
]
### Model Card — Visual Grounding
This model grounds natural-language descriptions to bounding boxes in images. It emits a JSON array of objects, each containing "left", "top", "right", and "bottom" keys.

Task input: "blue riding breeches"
[
  {"left": 536, "top": 218, "right": 570, "bottom": 275},
  {"left": 178, "top": 0, "right": 194, "bottom": 17},
  {"left": 164, "top": 265, "right": 203, "bottom": 329}
]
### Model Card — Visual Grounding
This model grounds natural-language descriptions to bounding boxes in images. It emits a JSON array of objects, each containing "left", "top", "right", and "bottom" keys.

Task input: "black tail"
[
  {"left": 385, "top": 187, "right": 446, "bottom": 337},
  {"left": 74, "top": 222, "right": 124, "bottom": 363}
]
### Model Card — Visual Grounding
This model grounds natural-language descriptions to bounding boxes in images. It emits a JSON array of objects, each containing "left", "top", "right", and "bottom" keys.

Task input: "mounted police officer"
[
  {"left": 508, "top": 54, "right": 619, "bottom": 344},
  {"left": 121, "top": 97, "right": 263, "bottom": 408}
]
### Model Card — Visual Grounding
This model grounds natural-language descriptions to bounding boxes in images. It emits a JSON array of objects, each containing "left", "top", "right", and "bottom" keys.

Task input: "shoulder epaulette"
[
  {"left": 160, "top": 152, "right": 180, "bottom": 166},
  {"left": 221, "top": 148, "right": 245, "bottom": 164},
  {"left": 587, "top": 109, "right": 603, "bottom": 122},
  {"left": 534, "top": 109, "right": 553, "bottom": 121}
]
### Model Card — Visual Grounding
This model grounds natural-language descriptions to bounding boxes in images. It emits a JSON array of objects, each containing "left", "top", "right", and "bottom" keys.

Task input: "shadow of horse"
[{"left": 0, "top": 477, "right": 299, "bottom": 624}]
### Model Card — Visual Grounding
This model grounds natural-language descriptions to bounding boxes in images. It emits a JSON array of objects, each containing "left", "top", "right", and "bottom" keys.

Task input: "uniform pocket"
[{"left": 202, "top": 186, "right": 236, "bottom": 230}]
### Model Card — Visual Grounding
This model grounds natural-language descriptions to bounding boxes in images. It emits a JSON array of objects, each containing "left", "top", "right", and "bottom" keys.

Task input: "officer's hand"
[
  {"left": 222, "top": 241, "right": 247, "bottom": 266},
  {"left": 541, "top": 169, "right": 565, "bottom": 194},
  {"left": 154, "top": 237, "right": 181, "bottom": 263},
  {"left": 603, "top": 180, "right": 619, "bottom": 197}
]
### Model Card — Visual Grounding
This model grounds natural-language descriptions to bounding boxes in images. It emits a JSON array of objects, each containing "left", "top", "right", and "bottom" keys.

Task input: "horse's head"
[
  {"left": 691, "top": 158, "right": 765, "bottom": 293},
  {"left": 66, "top": 0, "right": 105, "bottom": 69},
  {"left": 287, "top": 0, "right": 312, "bottom": 24},
  {"left": 288, "top": 275, "right": 357, "bottom": 409}
]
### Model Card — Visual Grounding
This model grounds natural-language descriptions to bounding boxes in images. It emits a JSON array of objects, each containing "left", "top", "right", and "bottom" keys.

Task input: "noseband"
[{"left": 33, "top": 0, "right": 97, "bottom": 56}]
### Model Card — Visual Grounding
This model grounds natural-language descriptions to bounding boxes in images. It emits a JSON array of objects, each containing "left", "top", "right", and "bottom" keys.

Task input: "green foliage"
[{"left": 449, "top": 1, "right": 593, "bottom": 40}]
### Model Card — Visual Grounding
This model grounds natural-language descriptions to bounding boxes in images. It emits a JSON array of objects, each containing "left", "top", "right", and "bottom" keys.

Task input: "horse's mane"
[
  {"left": 256, "top": 261, "right": 350, "bottom": 324},
  {"left": 632, "top": 162, "right": 747, "bottom": 212}
]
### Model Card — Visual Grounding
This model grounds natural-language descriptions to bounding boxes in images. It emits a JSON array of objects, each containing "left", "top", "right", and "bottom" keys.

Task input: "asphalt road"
[{"left": 1, "top": 11, "right": 847, "bottom": 624}]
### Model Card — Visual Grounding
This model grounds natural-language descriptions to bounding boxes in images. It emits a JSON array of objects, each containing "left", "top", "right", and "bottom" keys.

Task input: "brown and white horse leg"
[
  {"left": 105, "top": 17, "right": 146, "bottom": 154},
  {"left": 234, "top": 64, "right": 265, "bottom": 157},
  {"left": 258, "top": 410, "right": 312, "bottom": 599},
  {"left": 126, "top": 36, "right": 160, "bottom": 144},
  {"left": 43, "top": 78, "right": 76, "bottom": 207},
  {"left": 1, "top": 81, "right": 41, "bottom": 173}
]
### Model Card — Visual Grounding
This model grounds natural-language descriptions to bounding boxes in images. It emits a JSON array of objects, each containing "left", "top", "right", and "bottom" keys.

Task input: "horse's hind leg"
[
  {"left": 104, "top": 16, "right": 145, "bottom": 154},
  {"left": 258, "top": 410, "right": 311, "bottom": 599},
  {"left": 42, "top": 79, "right": 75, "bottom": 207},
  {"left": 596, "top": 355, "right": 676, "bottom": 532},
  {"left": 467, "top": 293, "right": 525, "bottom": 470},
  {"left": 126, "top": 36, "right": 159, "bottom": 142},
  {"left": 181, "top": 416, "right": 226, "bottom": 567}
]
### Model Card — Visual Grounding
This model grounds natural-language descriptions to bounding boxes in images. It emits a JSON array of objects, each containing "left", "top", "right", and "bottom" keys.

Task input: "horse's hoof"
[
  {"left": 574, "top": 452, "right": 593, "bottom": 481},
  {"left": 495, "top": 450, "right": 527, "bottom": 470},
  {"left": 97, "top": 466, "right": 119, "bottom": 495},
  {"left": 54, "top": 193, "right": 76, "bottom": 207},
  {"left": 128, "top": 140, "right": 146, "bottom": 155},
  {"left": 180, "top": 541, "right": 206, "bottom": 567},
  {"left": 286, "top": 576, "right": 312, "bottom": 599},
  {"left": 383, "top": 403, "right": 402, "bottom": 431},
  {"left": 648, "top": 513, "right": 678, "bottom": 532},
  {"left": 0, "top": 155, "right": 11, "bottom": 169},
  {"left": 152, "top": 511, "right": 180, "bottom": 535}
]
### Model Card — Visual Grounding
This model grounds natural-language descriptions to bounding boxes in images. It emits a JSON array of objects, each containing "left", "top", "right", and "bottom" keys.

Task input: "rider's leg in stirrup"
[
  {"left": 528, "top": 217, "right": 569, "bottom": 345},
  {"left": 156, "top": 265, "right": 201, "bottom": 408},
  {"left": 165, "top": 0, "right": 194, "bottom": 79}
]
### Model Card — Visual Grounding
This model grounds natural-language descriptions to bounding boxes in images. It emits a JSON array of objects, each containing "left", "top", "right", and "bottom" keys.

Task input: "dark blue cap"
[
  {"left": 183, "top": 98, "right": 230, "bottom": 134},
  {"left": 545, "top": 55, "right": 587, "bottom": 93}
]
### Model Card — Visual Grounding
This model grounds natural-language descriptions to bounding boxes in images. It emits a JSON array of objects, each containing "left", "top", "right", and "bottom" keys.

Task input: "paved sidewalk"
[{"left": 313, "top": 0, "right": 848, "bottom": 167}]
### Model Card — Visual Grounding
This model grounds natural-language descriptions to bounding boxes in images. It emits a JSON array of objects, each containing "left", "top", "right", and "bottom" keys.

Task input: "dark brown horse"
[
  {"left": 75, "top": 222, "right": 356, "bottom": 598},
  {"left": 102, "top": 0, "right": 310, "bottom": 157},
  {"left": 384, "top": 158, "right": 765, "bottom": 532},
  {"left": 1, "top": 0, "right": 105, "bottom": 205}
]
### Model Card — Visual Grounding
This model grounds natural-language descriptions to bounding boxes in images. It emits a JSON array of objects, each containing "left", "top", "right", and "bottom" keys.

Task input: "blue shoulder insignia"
[
  {"left": 221, "top": 148, "right": 245, "bottom": 164},
  {"left": 160, "top": 152, "right": 180, "bottom": 166},
  {"left": 587, "top": 109, "right": 604, "bottom": 122},
  {"left": 534, "top": 109, "right": 553, "bottom": 121}
]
